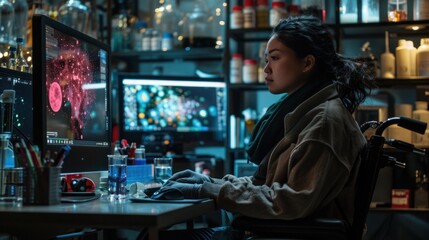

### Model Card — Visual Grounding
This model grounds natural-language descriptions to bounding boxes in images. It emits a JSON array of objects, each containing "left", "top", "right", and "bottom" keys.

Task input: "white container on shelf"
[
  {"left": 242, "top": 59, "right": 258, "bottom": 83},
  {"left": 230, "top": 54, "right": 243, "bottom": 84},
  {"left": 396, "top": 39, "right": 412, "bottom": 77},
  {"left": 270, "top": 1, "right": 287, "bottom": 27},
  {"left": 407, "top": 40, "right": 417, "bottom": 76},
  {"left": 230, "top": 5, "right": 244, "bottom": 29},
  {"left": 380, "top": 31, "right": 395, "bottom": 78},
  {"left": 417, "top": 38, "right": 429, "bottom": 76},
  {"left": 412, "top": 101, "right": 429, "bottom": 145}
]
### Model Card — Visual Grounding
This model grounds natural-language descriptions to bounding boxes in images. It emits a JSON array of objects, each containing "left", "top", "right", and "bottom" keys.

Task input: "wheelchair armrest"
[{"left": 231, "top": 216, "right": 350, "bottom": 239}]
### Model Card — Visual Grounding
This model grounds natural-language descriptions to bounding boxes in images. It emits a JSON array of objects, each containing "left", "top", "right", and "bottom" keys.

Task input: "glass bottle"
[
  {"left": 111, "top": 0, "right": 130, "bottom": 51},
  {"left": 15, "top": 37, "right": 28, "bottom": 72},
  {"left": 11, "top": 0, "right": 28, "bottom": 46},
  {"left": 0, "top": 0, "right": 14, "bottom": 46},
  {"left": 58, "top": 0, "right": 90, "bottom": 34},
  {"left": 7, "top": 46, "right": 16, "bottom": 70},
  {"left": 180, "top": 0, "right": 216, "bottom": 49},
  {"left": 362, "top": 0, "right": 379, "bottom": 23},
  {"left": 154, "top": 0, "right": 180, "bottom": 49},
  {"left": 388, "top": 0, "right": 408, "bottom": 22}
]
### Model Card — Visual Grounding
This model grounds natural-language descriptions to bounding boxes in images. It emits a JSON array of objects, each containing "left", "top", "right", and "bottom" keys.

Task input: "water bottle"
[
  {"left": 0, "top": 0, "right": 14, "bottom": 45},
  {"left": 11, "top": 0, "right": 28, "bottom": 45}
]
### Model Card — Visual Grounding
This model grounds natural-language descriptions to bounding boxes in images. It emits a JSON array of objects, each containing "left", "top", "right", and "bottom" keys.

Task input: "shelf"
[
  {"left": 370, "top": 207, "right": 429, "bottom": 213},
  {"left": 228, "top": 83, "right": 267, "bottom": 90},
  {"left": 376, "top": 77, "right": 429, "bottom": 87},
  {"left": 112, "top": 48, "right": 224, "bottom": 62}
]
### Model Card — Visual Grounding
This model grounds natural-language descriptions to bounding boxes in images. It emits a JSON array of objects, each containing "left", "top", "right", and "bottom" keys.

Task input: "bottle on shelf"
[
  {"left": 161, "top": 32, "right": 173, "bottom": 51},
  {"left": 340, "top": 0, "right": 357, "bottom": 23},
  {"left": 111, "top": 0, "right": 131, "bottom": 51},
  {"left": 256, "top": 0, "right": 269, "bottom": 28},
  {"left": 181, "top": 0, "right": 216, "bottom": 49},
  {"left": 7, "top": 46, "right": 17, "bottom": 70},
  {"left": 230, "top": 53, "right": 243, "bottom": 84},
  {"left": 396, "top": 39, "right": 412, "bottom": 78},
  {"left": 380, "top": 31, "right": 395, "bottom": 79},
  {"left": 0, "top": 0, "right": 14, "bottom": 46},
  {"left": 407, "top": 40, "right": 417, "bottom": 76},
  {"left": 230, "top": 5, "right": 244, "bottom": 29},
  {"left": 417, "top": 38, "right": 429, "bottom": 76},
  {"left": 242, "top": 59, "right": 258, "bottom": 84},
  {"left": 154, "top": 0, "right": 180, "bottom": 49},
  {"left": 258, "top": 42, "right": 267, "bottom": 84},
  {"left": 150, "top": 30, "right": 161, "bottom": 51},
  {"left": 414, "top": 0, "right": 429, "bottom": 20},
  {"left": 132, "top": 21, "right": 148, "bottom": 51},
  {"left": 243, "top": 0, "right": 256, "bottom": 29},
  {"left": 412, "top": 101, "right": 429, "bottom": 145},
  {"left": 58, "top": 0, "right": 90, "bottom": 34},
  {"left": 11, "top": 0, "right": 28, "bottom": 46},
  {"left": 362, "top": 0, "right": 379, "bottom": 23},
  {"left": 388, "top": 0, "right": 408, "bottom": 22},
  {"left": 270, "top": 1, "right": 287, "bottom": 27},
  {"left": 15, "top": 37, "right": 28, "bottom": 72}
]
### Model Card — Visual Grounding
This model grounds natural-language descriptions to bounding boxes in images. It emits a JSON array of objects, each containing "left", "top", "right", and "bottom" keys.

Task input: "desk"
[{"left": 0, "top": 196, "right": 216, "bottom": 240}]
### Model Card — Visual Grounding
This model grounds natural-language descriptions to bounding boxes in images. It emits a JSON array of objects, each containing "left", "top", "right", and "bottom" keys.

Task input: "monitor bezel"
[
  {"left": 32, "top": 14, "right": 112, "bottom": 173},
  {"left": 117, "top": 74, "right": 226, "bottom": 154}
]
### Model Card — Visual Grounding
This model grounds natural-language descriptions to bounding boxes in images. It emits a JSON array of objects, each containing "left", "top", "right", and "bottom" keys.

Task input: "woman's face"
[{"left": 263, "top": 36, "right": 309, "bottom": 94}]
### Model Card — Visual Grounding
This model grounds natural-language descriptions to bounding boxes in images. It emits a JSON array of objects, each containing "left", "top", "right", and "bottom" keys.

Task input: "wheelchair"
[{"left": 232, "top": 116, "right": 427, "bottom": 240}]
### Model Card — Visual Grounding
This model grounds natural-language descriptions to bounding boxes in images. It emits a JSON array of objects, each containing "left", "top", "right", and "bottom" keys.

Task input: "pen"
[{"left": 54, "top": 145, "right": 71, "bottom": 167}]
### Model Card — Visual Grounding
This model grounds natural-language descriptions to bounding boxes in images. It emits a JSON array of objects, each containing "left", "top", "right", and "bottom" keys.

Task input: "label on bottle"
[{"left": 243, "top": 8, "right": 256, "bottom": 28}]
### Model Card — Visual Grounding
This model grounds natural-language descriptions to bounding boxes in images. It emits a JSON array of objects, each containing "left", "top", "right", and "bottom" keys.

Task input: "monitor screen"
[
  {"left": 32, "top": 15, "right": 111, "bottom": 173},
  {"left": 0, "top": 68, "right": 33, "bottom": 142},
  {"left": 118, "top": 75, "right": 226, "bottom": 154}
]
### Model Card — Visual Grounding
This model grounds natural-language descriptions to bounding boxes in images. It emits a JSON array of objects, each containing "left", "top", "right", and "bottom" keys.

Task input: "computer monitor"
[
  {"left": 0, "top": 68, "right": 33, "bottom": 142},
  {"left": 32, "top": 15, "right": 111, "bottom": 173},
  {"left": 118, "top": 75, "right": 226, "bottom": 154}
]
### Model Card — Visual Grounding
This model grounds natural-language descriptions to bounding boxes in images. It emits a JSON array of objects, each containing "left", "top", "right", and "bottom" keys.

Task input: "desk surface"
[{"left": 0, "top": 195, "right": 216, "bottom": 239}]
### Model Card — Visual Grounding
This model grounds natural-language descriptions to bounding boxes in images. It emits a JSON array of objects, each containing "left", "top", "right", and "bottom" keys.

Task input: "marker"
[{"left": 54, "top": 145, "right": 71, "bottom": 167}]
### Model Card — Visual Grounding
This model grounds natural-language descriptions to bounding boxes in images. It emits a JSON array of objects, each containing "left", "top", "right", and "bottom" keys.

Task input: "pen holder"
[{"left": 23, "top": 167, "right": 61, "bottom": 205}]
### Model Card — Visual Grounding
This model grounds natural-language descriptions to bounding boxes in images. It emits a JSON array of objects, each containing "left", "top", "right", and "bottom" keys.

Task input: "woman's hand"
[{"left": 168, "top": 169, "right": 214, "bottom": 184}]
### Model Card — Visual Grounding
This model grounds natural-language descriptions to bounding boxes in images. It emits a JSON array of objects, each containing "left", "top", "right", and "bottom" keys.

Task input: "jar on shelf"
[
  {"left": 58, "top": 0, "right": 90, "bottom": 34},
  {"left": 242, "top": 59, "right": 258, "bottom": 84},
  {"left": 270, "top": 1, "right": 287, "bottom": 27},
  {"left": 230, "top": 54, "right": 243, "bottom": 84},
  {"left": 256, "top": 0, "right": 269, "bottom": 28},
  {"left": 388, "top": 0, "right": 408, "bottom": 22},
  {"left": 180, "top": 0, "right": 216, "bottom": 49},
  {"left": 230, "top": 5, "right": 243, "bottom": 29},
  {"left": 243, "top": 0, "right": 256, "bottom": 28}
]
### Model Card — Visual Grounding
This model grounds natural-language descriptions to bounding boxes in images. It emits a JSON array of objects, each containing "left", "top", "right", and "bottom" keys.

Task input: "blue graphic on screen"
[{"left": 122, "top": 80, "right": 225, "bottom": 133}]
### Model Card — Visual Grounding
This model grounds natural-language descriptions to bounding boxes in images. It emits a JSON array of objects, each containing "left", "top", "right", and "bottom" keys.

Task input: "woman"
[{"left": 159, "top": 15, "right": 374, "bottom": 235}]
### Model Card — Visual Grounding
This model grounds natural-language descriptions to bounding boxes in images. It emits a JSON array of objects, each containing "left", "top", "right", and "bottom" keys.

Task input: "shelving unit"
[{"left": 224, "top": 0, "right": 429, "bottom": 173}]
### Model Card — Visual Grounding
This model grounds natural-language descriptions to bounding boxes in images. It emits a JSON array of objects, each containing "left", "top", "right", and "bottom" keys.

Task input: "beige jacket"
[{"left": 200, "top": 85, "right": 367, "bottom": 225}]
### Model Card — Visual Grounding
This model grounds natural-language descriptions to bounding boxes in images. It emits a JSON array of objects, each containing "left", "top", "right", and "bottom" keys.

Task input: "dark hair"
[{"left": 272, "top": 15, "right": 375, "bottom": 113}]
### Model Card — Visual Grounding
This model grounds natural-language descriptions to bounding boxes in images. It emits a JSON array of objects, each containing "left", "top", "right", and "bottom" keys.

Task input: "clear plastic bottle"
[
  {"left": 15, "top": 37, "right": 28, "bottom": 72},
  {"left": 58, "top": 0, "right": 90, "bottom": 34},
  {"left": 11, "top": 0, "right": 28, "bottom": 46},
  {"left": 0, "top": 0, "right": 14, "bottom": 45}
]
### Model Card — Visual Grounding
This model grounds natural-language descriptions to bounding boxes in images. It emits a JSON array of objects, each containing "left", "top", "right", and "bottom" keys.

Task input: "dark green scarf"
[{"left": 246, "top": 80, "right": 332, "bottom": 164}]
